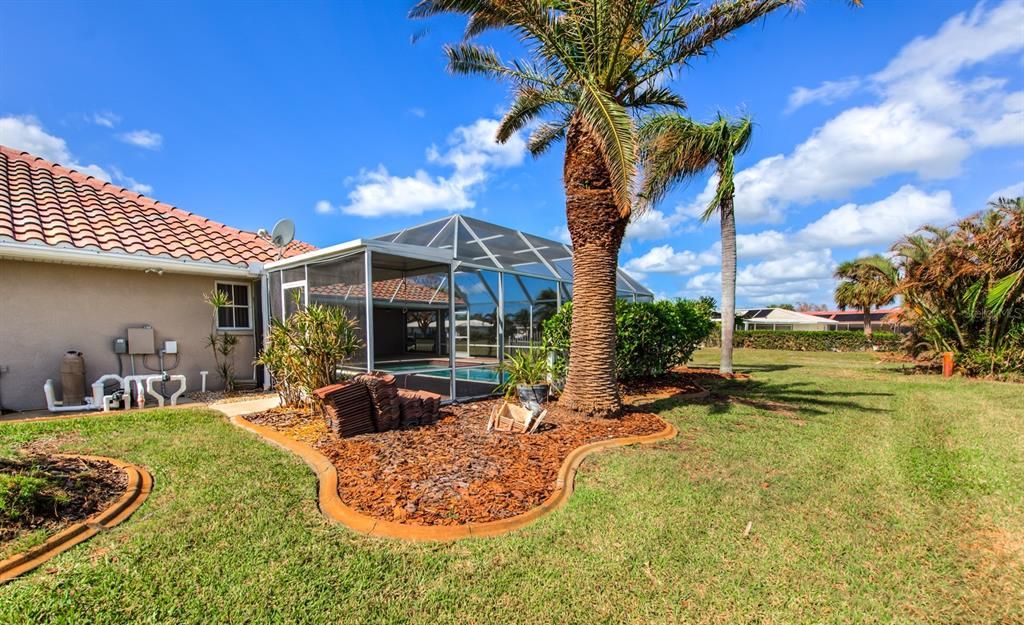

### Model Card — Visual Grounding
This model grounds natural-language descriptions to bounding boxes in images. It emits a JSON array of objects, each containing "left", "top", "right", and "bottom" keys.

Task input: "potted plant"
[{"left": 498, "top": 348, "right": 550, "bottom": 408}]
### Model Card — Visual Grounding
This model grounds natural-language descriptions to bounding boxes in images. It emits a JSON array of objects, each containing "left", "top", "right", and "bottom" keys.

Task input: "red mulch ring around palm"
[
  {"left": 1, "top": 455, "right": 127, "bottom": 554},
  {"left": 247, "top": 399, "right": 667, "bottom": 526}
]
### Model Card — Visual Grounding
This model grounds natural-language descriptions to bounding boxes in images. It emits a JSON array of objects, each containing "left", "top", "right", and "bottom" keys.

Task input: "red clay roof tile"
[{"left": 0, "top": 145, "right": 315, "bottom": 266}]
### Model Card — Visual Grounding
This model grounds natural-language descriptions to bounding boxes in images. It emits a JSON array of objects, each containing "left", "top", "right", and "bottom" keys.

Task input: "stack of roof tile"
[
  {"left": 313, "top": 382, "right": 376, "bottom": 438},
  {"left": 354, "top": 373, "right": 401, "bottom": 431},
  {"left": 397, "top": 389, "right": 442, "bottom": 427}
]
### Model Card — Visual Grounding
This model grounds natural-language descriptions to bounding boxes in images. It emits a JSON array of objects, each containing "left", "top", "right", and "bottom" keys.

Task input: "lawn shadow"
[{"left": 695, "top": 378, "right": 893, "bottom": 418}]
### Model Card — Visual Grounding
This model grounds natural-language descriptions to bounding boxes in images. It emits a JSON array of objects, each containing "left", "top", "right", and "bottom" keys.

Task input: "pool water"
[{"left": 377, "top": 362, "right": 505, "bottom": 385}]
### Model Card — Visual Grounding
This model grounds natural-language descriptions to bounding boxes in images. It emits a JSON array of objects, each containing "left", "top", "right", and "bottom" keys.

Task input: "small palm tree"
[
  {"left": 412, "top": 0, "right": 802, "bottom": 417},
  {"left": 640, "top": 113, "right": 753, "bottom": 374},
  {"left": 834, "top": 256, "right": 896, "bottom": 337}
]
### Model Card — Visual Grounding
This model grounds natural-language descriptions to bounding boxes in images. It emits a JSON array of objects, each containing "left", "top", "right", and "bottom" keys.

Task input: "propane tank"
[{"left": 60, "top": 351, "right": 87, "bottom": 406}]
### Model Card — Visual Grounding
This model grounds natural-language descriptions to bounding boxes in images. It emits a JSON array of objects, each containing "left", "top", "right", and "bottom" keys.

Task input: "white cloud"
[
  {"left": 314, "top": 200, "right": 335, "bottom": 214},
  {"left": 110, "top": 166, "right": 153, "bottom": 194},
  {"left": 798, "top": 185, "right": 956, "bottom": 248},
  {"left": 408, "top": 107, "right": 427, "bottom": 118},
  {"left": 686, "top": 249, "right": 836, "bottom": 305},
  {"left": 622, "top": 244, "right": 718, "bottom": 279},
  {"left": 118, "top": 129, "right": 163, "bottom": 150},
  {"left": 0, "top": 115, "right": 109, "bottom": 180},
  {"left": 989, "top": 180, "right": 1024, "bottom": 200},
  {"left": 549, "top": 224, "right": 571, "bottom": 244},
  {"left": 786, "top": 78, "right": 861, "bottom": 112},
  {"left": 90, "top": 111, "right": 120, "bottom": 128},
  {"left": 872, "top": 0, "right": 1024, "bottom": 84},
  {"left": 341, "top": 118, "right": 526, "bottom": 217},
  {"left": 626, "top": 209, "right": 676, "bottom": 241},
  {"left": 676, "top": 0, "right": 1023, "bottom": 227}
]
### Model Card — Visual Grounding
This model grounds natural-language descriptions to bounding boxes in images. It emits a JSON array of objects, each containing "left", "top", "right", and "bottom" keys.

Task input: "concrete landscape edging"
[
  {"left": 0, "top": 455, "right": 154, "bottom": 583},
  {"left": 226, "top": 409, "right": 678, "bottom": 541}
]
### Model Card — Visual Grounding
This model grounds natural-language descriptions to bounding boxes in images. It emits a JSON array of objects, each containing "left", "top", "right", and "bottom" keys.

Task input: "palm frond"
[{"left": 576, "top": 82, "right": 637, "bottom": 217}]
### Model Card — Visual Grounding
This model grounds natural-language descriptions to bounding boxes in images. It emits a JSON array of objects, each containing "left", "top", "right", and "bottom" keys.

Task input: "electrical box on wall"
[
  {"left": 127, "top": 327, "right": 156, "bottom": 354},
  {"left": 164, "top": 340, "right": 178, "bottom": 354},
  {"left": 113, "top": 337, "right": 128, "bottom": 354}
]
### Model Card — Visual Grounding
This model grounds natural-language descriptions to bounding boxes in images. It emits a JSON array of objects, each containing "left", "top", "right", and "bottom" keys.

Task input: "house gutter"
[{"left": 0, "top": 240, "right": 262, "bottom": 278}]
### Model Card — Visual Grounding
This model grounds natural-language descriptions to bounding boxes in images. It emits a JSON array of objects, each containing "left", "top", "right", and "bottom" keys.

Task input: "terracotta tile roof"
[
  {"left": 310, "top": 278, "right": 464, "bottom": 305},
  {"left": 0, "top": 145, "right": 315, "bottom": 267}
]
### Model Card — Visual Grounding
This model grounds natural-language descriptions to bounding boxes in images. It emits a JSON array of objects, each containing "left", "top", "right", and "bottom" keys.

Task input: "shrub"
[
  {"left": 705, "top": 330, "right": 901, "bottom": 352},
  {"left": 497, "top": 348, "right": 550, "bottom": 398},
  {"left": 257, "top": 300, "right": 363, "bottom": 411},
  {"left": 542, "top": 298, "right": 714, "bottom": 381}
]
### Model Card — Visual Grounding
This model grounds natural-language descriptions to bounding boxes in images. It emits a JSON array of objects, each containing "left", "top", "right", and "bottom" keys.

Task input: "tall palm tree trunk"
[
  {"left": 862, "top": 306, "right": 873, "bottom": 338},
  {"left": 559, "top": 117, "right": 627, "bottom": 418},
  {"left": 719, "top": 192, "right": 737, "bottom": 374}
]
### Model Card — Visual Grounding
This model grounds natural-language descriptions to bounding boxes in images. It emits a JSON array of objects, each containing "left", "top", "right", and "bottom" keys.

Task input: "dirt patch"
[
  {"left": 247, "top": 399, "right": 665, "bottom": 526},
  {"left": 188, "top": 390, "right": 274, "bottom": 404},
  {"left": 620, "top": 372, "right": 706, "bottom": 403},
  {"left": 672, "top": 366, "right": 751, "bottom": 381},
  {"left": 956, "top": 524, "right": 1024, "bottom": 621},
  {"left": 1, "top": 455, "right": 127, "bottom": 554}
]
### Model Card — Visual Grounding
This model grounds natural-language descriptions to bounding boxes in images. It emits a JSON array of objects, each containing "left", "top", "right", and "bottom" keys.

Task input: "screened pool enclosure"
[{"left": 264, "top": 215, "right": 653, "bottom": 401}]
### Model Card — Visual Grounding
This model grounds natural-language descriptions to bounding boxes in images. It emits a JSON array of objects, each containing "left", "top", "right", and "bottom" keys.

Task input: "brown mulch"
[
  {"left": 1, "top": 455, "right": 127, "bottom": 551},
  {"left": 247, "top": 399, "right": 666, "bottom": 526},
  {"left": 620, "top": 371, "right": 707, "bottom": 400}
]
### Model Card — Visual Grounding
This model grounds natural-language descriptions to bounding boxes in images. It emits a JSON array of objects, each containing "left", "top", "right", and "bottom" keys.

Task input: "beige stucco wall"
[{"left": 0, "top": 259, "right": 259, "bottom": 411}]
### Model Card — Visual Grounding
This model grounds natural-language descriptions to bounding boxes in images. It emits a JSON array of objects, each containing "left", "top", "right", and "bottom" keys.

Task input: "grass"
[{"left": 1, "top": 349, "right": 1021, "bottom": 624}]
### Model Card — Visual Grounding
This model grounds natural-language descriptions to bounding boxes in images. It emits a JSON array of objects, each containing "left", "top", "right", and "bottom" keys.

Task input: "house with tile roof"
[{"left": 0, "top": 145, "right": 313, "bottom": 411}]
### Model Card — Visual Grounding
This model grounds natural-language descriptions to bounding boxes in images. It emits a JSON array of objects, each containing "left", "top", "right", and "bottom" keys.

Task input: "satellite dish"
[{"left": 270, "top": 219, "right": 295, "bottom": 248}]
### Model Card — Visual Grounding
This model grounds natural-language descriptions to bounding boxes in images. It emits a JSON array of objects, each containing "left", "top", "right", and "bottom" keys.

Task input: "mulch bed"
[
  {"left": 247, "top": 399, "right": 666, "bottom": 526},
  {"left": 1, "top": 455, "right": 127, "bottom": 553}
]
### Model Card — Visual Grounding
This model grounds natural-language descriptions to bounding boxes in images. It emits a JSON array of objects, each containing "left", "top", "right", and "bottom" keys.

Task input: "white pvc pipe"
[
  {"left": 200, "top": 371, "right": 208, "bottom": 393},
  {"left": 92, "top": 374, "right": 124, "bottom": 411},
  {"left": 121, "top": 375, "right": 154, "bottom": 409},
  {"left": 43, "top": 380, "right": 97, "bottom": 413},
  {"left": 144, "top": 375, "right": 186, "bottom": 407}
]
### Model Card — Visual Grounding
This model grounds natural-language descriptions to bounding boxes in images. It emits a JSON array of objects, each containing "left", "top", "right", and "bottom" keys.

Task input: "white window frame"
[{"left": 215, "top": 280, "right": 254, "bottom": 331}]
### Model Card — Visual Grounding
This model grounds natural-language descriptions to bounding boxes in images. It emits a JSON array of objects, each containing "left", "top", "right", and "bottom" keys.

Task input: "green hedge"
[
  {"left": 705, "top": 329, "right": 900, "bottom": 352},
  {"left": 542, "top": 298, "right": 715, "bottom": 380}
]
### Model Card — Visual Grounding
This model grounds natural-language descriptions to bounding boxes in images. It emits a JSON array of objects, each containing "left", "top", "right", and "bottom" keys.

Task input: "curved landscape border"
[
  {"left": 227, "top": 410, "right": 678, "bottom": 541},
  {"left": 0, "top": 455, "right": 154, "bottom": 583}
]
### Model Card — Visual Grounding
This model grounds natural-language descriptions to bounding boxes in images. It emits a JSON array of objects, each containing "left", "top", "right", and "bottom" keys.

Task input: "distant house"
[
  {"left": 714, "top": 307, "right": 905, "bottom": 332},
  {"left": 0, "top": 146, "right": 313, "bottom": 411},
  {"left": 805, "top": 308, "right": 904, "bottom": 333}
]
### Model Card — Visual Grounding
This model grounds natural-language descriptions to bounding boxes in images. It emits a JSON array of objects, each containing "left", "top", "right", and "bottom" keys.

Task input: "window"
[{"left": 215, "top": 282, "right": 252, "bottom": 330}]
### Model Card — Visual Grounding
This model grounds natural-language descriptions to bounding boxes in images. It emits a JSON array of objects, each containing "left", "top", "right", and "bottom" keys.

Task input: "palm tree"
[
  {"left": 411, "top": 0, "right": 802, "bottom": 417},
  {"left": 639, "top": 113, "right": 753, "bottom": 374},
  {"left": 833, "top": 256, "right": 895, "bottom": 337}
]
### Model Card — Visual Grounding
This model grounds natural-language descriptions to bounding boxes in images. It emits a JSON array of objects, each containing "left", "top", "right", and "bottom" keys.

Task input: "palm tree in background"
[
  {"left": 833, "top": 255, "right": 895, "bottom": 337},
  {"left": 411, "top": 0, "right": 803, "bottom": 417},
  {"left": 640, "top": 113, "right": 753, "bottom": 374}
]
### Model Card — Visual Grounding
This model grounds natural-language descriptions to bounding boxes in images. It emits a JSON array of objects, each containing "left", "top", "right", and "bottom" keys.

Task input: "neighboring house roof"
[
  {"left": 735, "top": 308, "right": 828, "bottom": 325},
  {"left": 0, "top": 145, "right": 314, "bottom": 269},
  {"left": 309, "top": 277, "right": 464, "bottom": 306},
  {"left": 807, "top": 308, "right": 903, "bottom": 323}
]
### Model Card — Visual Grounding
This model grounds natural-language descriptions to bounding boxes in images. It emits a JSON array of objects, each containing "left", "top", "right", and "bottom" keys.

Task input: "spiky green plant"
[
  {"left": 257, "top": 294, "right": 363, "bottom": 412},
  {"left": 204, "top": 289, "right": 239, "bottom": 392}
]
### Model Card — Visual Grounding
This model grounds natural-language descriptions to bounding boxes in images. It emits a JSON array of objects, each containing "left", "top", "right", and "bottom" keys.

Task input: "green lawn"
[{"left": 1, "top": 349, "right": 1021, "bottom": 624}]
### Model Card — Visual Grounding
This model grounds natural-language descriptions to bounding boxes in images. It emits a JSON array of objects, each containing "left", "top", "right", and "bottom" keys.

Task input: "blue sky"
[{"left": 2, "top": 0, "right": 1022, "bottom": 306}]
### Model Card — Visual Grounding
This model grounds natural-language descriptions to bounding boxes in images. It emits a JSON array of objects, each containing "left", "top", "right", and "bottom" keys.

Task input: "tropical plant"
[
  {"left": 257, "top": 296, "right": 363, "bottom": 411},
  {"left": 497, "top": 348, "right": 550, "bottom": 399},
  {"left": 640, "top": 113, "right": 753, "bottom": 373},
  {"left": 833, "top": 255, "right": 896, "bottom": 338},
  {"left": 543, "top": 298, "right": 714, "bottom": 381},
  {"left": 859, "top": 197, "right": 1024, "bottom": 376},
  {"left": 204, "top": 289, "right": 239, "bottom": 392},
  {"left": 411, "top": 0, "right": 810, "bottom": 417}
]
